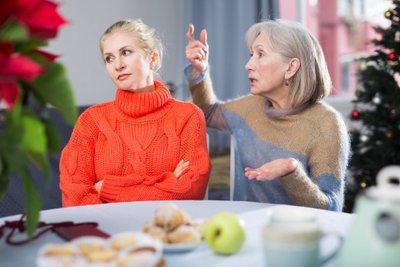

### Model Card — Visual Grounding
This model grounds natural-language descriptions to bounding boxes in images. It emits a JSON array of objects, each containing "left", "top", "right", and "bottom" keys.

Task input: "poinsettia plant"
[{"left": 0, "top": 0, "right": 77, "bottom": 236}]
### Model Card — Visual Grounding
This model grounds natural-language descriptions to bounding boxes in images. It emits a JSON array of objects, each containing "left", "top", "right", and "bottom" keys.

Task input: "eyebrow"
[
  {"left": 253, "top": 44, "right": 264, "bottom": 49},
  {"left": 103, "top": 45, "right": 132, "bottom": 56}
]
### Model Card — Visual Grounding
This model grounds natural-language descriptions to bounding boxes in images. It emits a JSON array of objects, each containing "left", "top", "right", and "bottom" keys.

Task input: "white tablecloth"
[{"left": 0, "top": 200, "right": 355, "bottom": 267}]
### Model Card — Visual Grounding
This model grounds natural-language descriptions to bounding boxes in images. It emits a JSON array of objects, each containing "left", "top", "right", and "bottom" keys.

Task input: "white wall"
[{"left": 49, "top": 0, "right": 186, "bottom": 106}]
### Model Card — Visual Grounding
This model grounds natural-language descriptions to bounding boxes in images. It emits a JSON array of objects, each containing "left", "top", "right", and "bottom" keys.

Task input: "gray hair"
[
  {"left": 246, "top": 19, "right": 332, "bottom": 111},
  {"left": 100, "top": 19, "right": 164, "bottom": 74}
]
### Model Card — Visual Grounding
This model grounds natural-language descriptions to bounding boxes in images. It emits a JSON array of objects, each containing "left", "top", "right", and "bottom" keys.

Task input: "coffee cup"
[{"left": 262, "top": 207, "right": 341, "bottom": 267}]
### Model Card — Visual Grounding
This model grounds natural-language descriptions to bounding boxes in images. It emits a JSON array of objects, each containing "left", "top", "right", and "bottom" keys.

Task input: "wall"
[{"left": 49, "top": 0, "right": 186, "bottom": 106}]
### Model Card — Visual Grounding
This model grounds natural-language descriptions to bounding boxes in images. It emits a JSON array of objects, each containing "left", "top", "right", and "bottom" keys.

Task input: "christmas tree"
[{"left": 345, "top": 0, "right": 400, "bottom": 212}]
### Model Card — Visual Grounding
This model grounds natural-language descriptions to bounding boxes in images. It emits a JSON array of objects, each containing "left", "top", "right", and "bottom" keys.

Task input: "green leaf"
[
  {"left": 4, "top": 102, "right": 23, "bottom": 142},
  {"left": 0, "top": 153, "right": 3, "bottom": 178},
  {"left": 19, "top": 114, "right": 49, "bottom": 175},
  {"left": 1, "top": 143, "right": 27, "bottom": 175},
  {"left": 0, "top": 19, "right": 27, "bottom": 42},
  {"left": 30, "top": 62, "right": 78, "bottom": 125},
  {"left": 0, "top": 155, "right": 9, "bottom": 201},
  {"left": 20, "top": 115, "right": 47, "bottom": 155},
  {"left": 44, "top": 120, "right": 61, "bottom": 154},
  {"left": 15, "top": 39, "right": 48, "bottom": 53},
  {"left": 22, "top": 174, "right": 42, "bottom": 238}
]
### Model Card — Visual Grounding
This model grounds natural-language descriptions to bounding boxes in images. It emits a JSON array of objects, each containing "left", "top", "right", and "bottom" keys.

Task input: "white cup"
[{"left": 262, "top": 207, "right": 340, "bottom": 267}]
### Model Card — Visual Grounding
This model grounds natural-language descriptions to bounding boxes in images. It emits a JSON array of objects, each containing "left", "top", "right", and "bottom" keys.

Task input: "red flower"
[
  {"left": 34, "top": 49, "right": 59, "bottom": 62},
  {"left": 0, "top": 53, "right": 43, "bottom": 80},
  {"left": 0, "top": 0, "right": 17, "bottom": 27},
  {"left": 16, "top": 0, "right": 67, "bottom": 38},
  {"left": 0, "top": 43, "right": 13, "bottom": 63},
  {"left": 0, "top": 50, "right": 43, "bottom": 107},
  {"left": 0, "top": 82, "right": 19, "bottom": 108},
  {"left": 0, "top": 0, "right": 66, "bottom": 107}
]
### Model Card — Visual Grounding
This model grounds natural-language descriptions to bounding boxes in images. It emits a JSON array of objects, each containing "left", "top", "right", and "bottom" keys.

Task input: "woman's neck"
[{"left": 265, "top": 95, "right": 290, "bottom": 109}]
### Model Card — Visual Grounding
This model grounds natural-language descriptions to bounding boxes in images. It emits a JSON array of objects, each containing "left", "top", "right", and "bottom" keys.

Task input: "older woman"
[
  {"left": 185, "top": 19, "right": 349, "bottom": 211},
  {"left": 60, "top": 19, "right": 210, "bottom": 207}
]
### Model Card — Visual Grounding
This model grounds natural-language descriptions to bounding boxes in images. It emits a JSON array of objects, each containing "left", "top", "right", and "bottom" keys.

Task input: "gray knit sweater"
[{"left": 189, "top": 73, "right": 350, "bottom": 211}]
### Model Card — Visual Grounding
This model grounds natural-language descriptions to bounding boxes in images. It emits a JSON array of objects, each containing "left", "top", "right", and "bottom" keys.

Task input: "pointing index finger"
[{"left": 200, "top": 29, "right": 207, "bottom": 46}]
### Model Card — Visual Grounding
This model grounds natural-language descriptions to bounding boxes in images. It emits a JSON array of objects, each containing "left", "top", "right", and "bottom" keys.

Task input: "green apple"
[{"left": 203, "top": 212, "right": 246, "bottom": 255}]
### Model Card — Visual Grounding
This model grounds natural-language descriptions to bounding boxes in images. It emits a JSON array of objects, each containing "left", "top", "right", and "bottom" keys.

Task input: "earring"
[{"left": 284, "top": 79, "right": 289, "bottom": 86}]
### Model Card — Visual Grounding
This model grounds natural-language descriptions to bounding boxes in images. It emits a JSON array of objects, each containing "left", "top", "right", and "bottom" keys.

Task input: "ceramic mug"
[
  {"left": 262, "top": 207, "right": 341, "bottom": 267},
  {"left": 337, "top": 165, "right": 400, "bottom": 267}
]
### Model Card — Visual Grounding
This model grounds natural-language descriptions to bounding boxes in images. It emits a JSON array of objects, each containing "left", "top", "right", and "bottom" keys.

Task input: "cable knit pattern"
[{"left": 60, "top": 81, "right": 211, "bottom": 207}]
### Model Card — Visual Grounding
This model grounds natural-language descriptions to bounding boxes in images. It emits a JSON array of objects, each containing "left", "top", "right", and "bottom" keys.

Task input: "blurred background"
[{"left": 0, "top": 0, "right": 394, "bottom": 216}]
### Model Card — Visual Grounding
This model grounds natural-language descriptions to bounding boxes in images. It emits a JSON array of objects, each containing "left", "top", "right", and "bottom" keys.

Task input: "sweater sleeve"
[
  {"left": 279, "top": 112, "right": 349, "bottom": 211},
  {"left": 99, "top": 107, "right": 211, "bottom": 202},
  {"left": 59, "top": 111, "right": 102, "bottom": 207},
  {"left": 189, "top": 73, "right": 230, "bottom": 132}
]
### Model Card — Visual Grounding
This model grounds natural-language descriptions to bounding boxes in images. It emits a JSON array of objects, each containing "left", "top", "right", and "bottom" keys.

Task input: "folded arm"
[{"left": 99, "top": 108, "right": 211, "bottom": 202}]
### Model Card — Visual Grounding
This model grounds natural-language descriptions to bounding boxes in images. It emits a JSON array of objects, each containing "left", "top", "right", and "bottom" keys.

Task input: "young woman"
[
  {"left": 185, "top": 19, "right": 350, "bottom": 211},
  {"left": 60, "top": 19, "right": 211, "bottom": 207}
]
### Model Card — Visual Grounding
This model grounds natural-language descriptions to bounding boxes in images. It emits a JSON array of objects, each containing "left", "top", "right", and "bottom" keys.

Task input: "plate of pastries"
[
  {"left": 142, "top": 203, "right": 207, "bottom": 253},
  {"left": 37, "top": 231, "right": 166, "bottom": 267}
]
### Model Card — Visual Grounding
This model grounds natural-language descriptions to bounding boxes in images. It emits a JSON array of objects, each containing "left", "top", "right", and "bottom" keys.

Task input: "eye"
[
  {"left": 122, "top": 49, "right": 132, "bottom": 56},
  {"left": 257, "top": 51, "right": 264, "bottom": 58},
  {"left": 104, "top": 56, "right": 113, "bottom": 63}
]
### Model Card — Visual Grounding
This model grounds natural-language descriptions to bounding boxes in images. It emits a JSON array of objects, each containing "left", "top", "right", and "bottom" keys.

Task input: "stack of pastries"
[
  {"left": 36, "top": 232, "right": 165, "bottom": 267},
  {"left": 143, "top": 203, "right": 207, "bottom": 245}
]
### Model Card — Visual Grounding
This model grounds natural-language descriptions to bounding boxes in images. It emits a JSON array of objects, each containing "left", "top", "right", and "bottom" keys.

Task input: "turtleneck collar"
[{"left": 114, "top": 80, "right": 171, "bottom": 118}]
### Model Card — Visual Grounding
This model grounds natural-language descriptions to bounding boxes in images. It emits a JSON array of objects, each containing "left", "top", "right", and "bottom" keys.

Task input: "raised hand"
[
  {"left": 244, "top": 158, "right": 298, "bottom": 181},
  {"left": 186, "top": 24, "right": 209, "bottom": 74}
]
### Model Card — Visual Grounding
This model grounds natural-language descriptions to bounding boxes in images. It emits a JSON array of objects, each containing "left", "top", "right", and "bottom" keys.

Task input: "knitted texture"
[
  {"left": 60, "top": 81, "right": 211, "bottom": 207},
  {"left": 190, "top": 75, "right": 349, "bottom": 211}
]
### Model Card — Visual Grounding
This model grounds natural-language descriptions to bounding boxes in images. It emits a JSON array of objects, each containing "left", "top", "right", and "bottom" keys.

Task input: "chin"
[
  {"left": 120, "top": 87, "right": 133, "bottom": 91},
  {"left": 250, "top": 88, "right": 258, "bottom": 95}
]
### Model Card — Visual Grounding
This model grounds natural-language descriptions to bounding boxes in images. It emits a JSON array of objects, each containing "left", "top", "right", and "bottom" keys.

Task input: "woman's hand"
[
  {"left": 186, "top": 24, "right": 209, "bottom": 74},
  {"left": 94, "top": 180, "right": 103, "bottom": 193},
  {"left": 244, "top": 158, "right": 298, "bottom": 181},
  {"left": 174, "top": 159, "right": 190, "bottom": 179}
]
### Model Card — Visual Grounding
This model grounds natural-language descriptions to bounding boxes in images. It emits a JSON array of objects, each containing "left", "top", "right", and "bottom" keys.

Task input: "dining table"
[{"left": 0, "top": 200, "right": 355, "bottom": 267}]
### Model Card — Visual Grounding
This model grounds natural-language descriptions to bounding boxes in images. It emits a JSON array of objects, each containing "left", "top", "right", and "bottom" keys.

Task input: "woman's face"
[
  {"left": 245, "top": 32, "right": 290, "bottom": 102},
  {"left": 102, "top": 31, "right": 154, "bottom": 92}
]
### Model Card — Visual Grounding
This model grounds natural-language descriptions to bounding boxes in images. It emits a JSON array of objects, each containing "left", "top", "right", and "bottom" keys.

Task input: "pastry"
[
  {"left": 111, "top": 233, "right": 138, "bottom": 251},
  {"left": 116, "top": 233, "right": 164, "bottom": 267},
  {"left": 44, "top": 245, "right": 77, "bottom": 257},
  {"left": 36, "top": 243, "right": 80, "bottom": 267},
  {"left": 117, "top": 248, "right": 161, "bottom": 267},
  {"left": 142, "top": 222, "right": 168, "bottom": 243},
  {"left": 167, "top": 224, "right": 202, "bottom": 244},
  {"left": 71, "top": 236, "right": 117, "bottom": 264},
  {"left": 153, "top": 203, "right": 191, "bottom": 231},
  {"left": 84, "top": 247, "right": 117, "bottom": 263}
]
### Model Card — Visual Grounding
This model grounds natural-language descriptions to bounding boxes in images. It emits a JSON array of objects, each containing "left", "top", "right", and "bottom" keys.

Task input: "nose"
[
  {"left": 115, "top": 57, "right": 125, "bottom": 71},
  {"left": 245, "top": 57, "right": 254, "bottom": 71}
]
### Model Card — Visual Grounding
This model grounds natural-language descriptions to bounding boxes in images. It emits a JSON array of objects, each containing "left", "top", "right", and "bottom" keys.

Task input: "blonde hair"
[
  {"left": 246, "top": 19, "right": 332, "bottom": 110},
  {"left": 99, "top": 19, "right": 164, "bottom": 74}
]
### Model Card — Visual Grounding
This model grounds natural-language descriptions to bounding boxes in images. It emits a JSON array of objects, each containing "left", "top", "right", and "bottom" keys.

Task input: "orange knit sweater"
[{"left": 59, "top": 81, "right": 211, "bottom": 207}]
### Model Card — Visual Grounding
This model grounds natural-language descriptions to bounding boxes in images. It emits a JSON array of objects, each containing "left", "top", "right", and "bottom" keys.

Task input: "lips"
[
  {"left": 248, "top": 77, "right": 257, "bottom": 85},
  {"left": 117, "top": 73, "right": 130, "bottom": 81}
]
